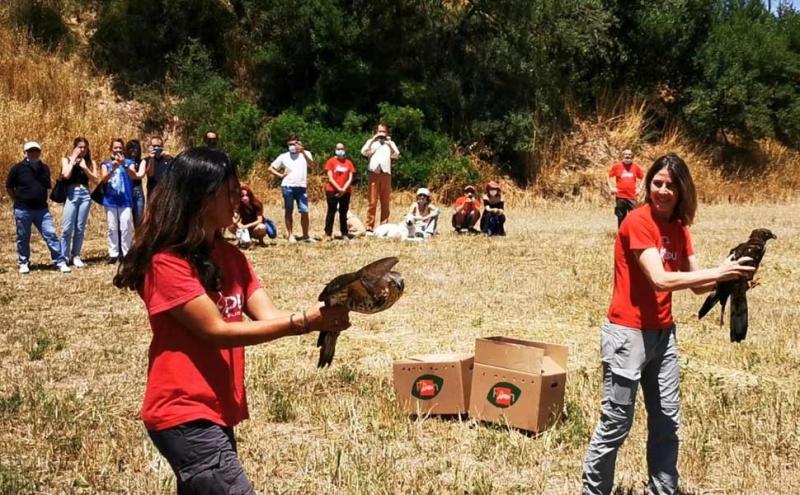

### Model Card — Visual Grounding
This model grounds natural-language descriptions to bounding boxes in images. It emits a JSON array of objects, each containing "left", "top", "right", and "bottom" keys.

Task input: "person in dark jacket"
[{"left": 5, "top": 142, "right": 70, "bottom": 273}]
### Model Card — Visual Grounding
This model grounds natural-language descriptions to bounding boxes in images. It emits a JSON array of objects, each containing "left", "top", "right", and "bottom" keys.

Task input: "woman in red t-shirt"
[
  {"left": 582, "top": 153, "right": 755, "bottom": 495},
  {"left": 323, "top": 142, "right": 356, "bottom": 240},
  {"left": 113, "top": 147, "right": 350, "bottom": 494}
]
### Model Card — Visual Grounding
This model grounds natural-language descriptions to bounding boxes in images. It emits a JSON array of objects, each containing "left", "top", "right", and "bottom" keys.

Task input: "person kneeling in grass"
[
  {"left": 113, "top": 147, "right": 350, "bottom": 493},
  {"left": 451, "top": 185, "right": 481, "bottom": 234}
]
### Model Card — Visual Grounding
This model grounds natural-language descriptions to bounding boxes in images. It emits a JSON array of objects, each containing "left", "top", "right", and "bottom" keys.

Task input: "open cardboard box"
[
  {"left": 393, "top": 353, "right": 473, "bottom": 416},
  {"left": 468, "top": 337, "right": 568, "bottom": 433}
]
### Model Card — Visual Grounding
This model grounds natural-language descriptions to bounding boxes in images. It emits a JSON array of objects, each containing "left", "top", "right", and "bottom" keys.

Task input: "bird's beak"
[{"left": 397, "top": 277, "right": 405, "bottom": 292}]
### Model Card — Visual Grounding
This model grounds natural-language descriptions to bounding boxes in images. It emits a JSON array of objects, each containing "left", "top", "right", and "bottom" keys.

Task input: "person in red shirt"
[
  {"left": 451, "top": 185, "right": 482, "bottom": 233},
  {"left": 113, "top": 147, "right": 350, "bottom": 494},
  {"left": 607, "top": 149, "right": 644, "bottom": 228},
  {"left": 582, "top": 153, "right": 756, "bottom": 495},
  {"left": 323, "top": 142, "right": 356, "bottom": 240}
]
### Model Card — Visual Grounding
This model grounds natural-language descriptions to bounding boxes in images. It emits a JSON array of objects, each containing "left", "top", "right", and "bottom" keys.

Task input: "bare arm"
[
  {"left": 83, "top": 159, "right": 99, "bottom": 182},
  {"left": 167, "top": 290, "right": 350, "bottom": 348},
  {"left": 686, "top": 255, "right": 717, "bottom": 295},
  {"left": 607, "top": 176, "right": 617, "bottom": 195},
  {"left": 636, "top": 248, "right": 754, "bottom": 292},
  {"left": 61, "top": 157, "right": 75, "bottom": 180},
  {"left": 327, "top": 170, "right": 344, "bottom": 192}
]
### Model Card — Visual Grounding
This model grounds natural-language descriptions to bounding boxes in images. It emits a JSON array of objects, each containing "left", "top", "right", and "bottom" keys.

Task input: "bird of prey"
[
  {"left": 698, "top": 228, "right": 777, "bottom": 342},
  {"left": 316, "top": 257, "right": 404, "bottom": 367}
]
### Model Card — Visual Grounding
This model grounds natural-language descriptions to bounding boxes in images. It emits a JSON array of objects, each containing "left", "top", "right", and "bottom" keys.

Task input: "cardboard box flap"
[
  {"left": 541, "top": 356, "right": 566, "bottom": 375},
  {"left": 475, "top": 336, "right": 568, "bottom": 374},
  {"left": 475, "top": 337, "right": 544, "bottom": 374},
  {"left": 408, "top": 353, "right": 473, "bottom": 363}
]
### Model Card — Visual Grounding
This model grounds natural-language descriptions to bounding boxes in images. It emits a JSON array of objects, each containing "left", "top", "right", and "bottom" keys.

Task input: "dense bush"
[
  {"left": 84, "top": 0, "right": 800, "bottom": 179},
  {"left": 9, "top": 0, "right": 74, "bottom": 51}
]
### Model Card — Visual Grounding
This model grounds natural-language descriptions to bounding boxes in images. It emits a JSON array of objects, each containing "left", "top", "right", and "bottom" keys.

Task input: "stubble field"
[{"left": 0, "top": 198, "right": 798, "bottom": 494}]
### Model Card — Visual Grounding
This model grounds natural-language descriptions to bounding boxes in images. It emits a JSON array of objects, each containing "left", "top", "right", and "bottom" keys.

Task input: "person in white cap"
[
  {"left": 405, "top": 187, "right": 440, "bottom": 238},
  {"left": 5, "top": 142, "right": 70, "bottom": 273}
]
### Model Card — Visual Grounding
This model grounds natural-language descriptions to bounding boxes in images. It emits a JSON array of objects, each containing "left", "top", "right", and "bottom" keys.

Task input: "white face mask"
[
  {"left": 488, "top": 190, "right": 499, "bottom": 197},
  {"left": 623, "top": 158, "right": 633, "bottom": 165}
]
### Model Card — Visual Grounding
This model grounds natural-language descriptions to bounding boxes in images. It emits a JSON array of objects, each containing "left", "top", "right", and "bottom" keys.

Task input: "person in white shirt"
[
  {"left": 360, "top": 122, "right": 400, "bottom": 232},
  {"left": 268, "top": 135, "right": 316, "bottom": 243}
]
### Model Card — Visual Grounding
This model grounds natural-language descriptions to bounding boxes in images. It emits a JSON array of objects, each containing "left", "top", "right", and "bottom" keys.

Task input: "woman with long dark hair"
[
  {"left": 60, "top": 137, "right": 98, "bottom": 267},
  {"left": 125, "top": 139, "right": 147, "bottom": 226},
  {"left": 235, "top": 185, "right": 268, "bottom": 246},
  {"left": 114, "top": 147, "right": 350, "bottom": 493},
  {"left": 581, "top": 153, "right": 756, "bottom": 495}
]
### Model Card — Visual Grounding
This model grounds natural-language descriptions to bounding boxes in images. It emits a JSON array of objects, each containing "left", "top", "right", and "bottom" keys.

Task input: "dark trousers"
[
  {"left": 148, "top": 420, "right": 255, "bottom": 495},
  {"left": 614, "top": 199, "right": 635, "bottom": 228},
  {"left": 325, "top": 191, "right": 351, "bottom": 237}
]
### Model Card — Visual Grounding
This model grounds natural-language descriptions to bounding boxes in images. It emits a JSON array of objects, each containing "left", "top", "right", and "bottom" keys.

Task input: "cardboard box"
[
  {"left": 393, "top": 353, "right": 473, "bottom": 416},
  {"left": 469, "top": 337, "right": 568, "bottom": 433}
]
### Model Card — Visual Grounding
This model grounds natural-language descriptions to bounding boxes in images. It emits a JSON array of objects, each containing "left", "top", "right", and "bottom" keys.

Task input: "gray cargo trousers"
[{"left": 582, "top": 321, "right": 680, "bottom": 495}]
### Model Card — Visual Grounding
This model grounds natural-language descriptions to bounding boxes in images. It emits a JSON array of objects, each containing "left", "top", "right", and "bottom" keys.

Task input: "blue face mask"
[
  {"left": 335, "top": 149, "right": 346, "bottom": 158},
  {"left": 288, "top": 145, "right": 297, "bottom": 154}
]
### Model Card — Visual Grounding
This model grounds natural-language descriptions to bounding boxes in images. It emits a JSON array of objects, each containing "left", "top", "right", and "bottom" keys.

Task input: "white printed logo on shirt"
[
  {"left": 659, "top": 235, "right": 679, "bottom": 262},
  {"left": 215, "top": 292, "right": 243, "bottom": 319}
]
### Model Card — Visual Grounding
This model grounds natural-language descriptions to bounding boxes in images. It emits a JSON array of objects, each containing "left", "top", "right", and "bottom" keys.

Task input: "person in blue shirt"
[{"left": 100, "top": 138, "right": 135, "bottom": 263}]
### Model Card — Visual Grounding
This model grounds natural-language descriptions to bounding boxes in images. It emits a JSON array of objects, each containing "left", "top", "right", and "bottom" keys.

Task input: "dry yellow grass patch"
[{"left": 1, "top": 198, "right": 798, "bottom": 494}]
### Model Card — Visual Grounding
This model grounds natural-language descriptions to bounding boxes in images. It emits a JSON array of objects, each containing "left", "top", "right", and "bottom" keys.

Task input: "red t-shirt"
[
  {"left": 324, "top": 158, "right": 355, "bottom": 193},
  {"left": 607, "top": 204, "right": 694, "bottom": 330},
  {"left": 455, "top": 196, "right": 482, "bottom": 214},
  {"left": 138, "top": 240, "right": 261, "bottom": 431},
  {"left": 608, "top": 161, "right": 644, "bottom": 200}
]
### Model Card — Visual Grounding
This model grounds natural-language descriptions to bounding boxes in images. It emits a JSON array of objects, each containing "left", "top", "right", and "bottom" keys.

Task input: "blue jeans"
[
  {"left": 61, "top": 186, "right": 92, "bottom": 261},
  {"left": 282, "top": 186, "right": 309, "bottom": 214},
  {"left": 13, "top": 207, "right": 66, "bottom": 266},
  {"left": 131, "top": 184, "right": 145, "bottom": 226}
]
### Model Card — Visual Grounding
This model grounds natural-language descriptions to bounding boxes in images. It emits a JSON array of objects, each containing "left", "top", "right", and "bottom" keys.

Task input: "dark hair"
[
  {"left": 286, "top": 134, "right": 298, "bottom": 144},
  {"left": 644, "top": 153, "right": 697, "bottom": 226},
  {"left": 72, "top": 137, "right": 93, "bottom": 167},
  {"left": 114, "top": 147, "right": 239, "bottom": 292},
  {"left": 110, "top": 138, "right": 125, "bottom": 150},
  {"left": 125, "top": 139, "right": 142, "bottom": 162},
  {"left": 238, "top": 184, "right": 263, "bottom": 218}
]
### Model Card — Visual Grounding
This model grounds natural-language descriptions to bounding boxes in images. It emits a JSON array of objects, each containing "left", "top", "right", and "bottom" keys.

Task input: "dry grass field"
[{"left": 1, "top": 197, "right": 798, "bottom": 495}]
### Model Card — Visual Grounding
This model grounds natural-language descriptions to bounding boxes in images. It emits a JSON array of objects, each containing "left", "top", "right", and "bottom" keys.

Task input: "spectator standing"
[
  {"left": 60, "top": 137, "right": 98, "bottom": 267},
  {"left": 6, "top": 142, "right": 70, "bottom": 273},
  {"left": 323, "top": 143, "right": 356, "bottom": 241},
  {"left": 144, "top": 136, "right": 172, "bottom": 198},
  {"left": 607, "top": 149, "right": 644, "bottom": 228},
  {"left": 361, "top": 123, "right": 400, "bottom": 232},
  {"left": 100, "top": 138, "right": 135, "bottom": 263},
  {"left": 126, "top": 139, "right": 147, "bottom": 226},
  {"left": 268, "top": 136, "right": 316, "bottom": 243}
]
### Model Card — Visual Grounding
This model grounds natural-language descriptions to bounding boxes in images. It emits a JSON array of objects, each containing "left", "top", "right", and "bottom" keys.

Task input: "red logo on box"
[
  {"left": 487, "top": 382, "right": 521, "bottom": 408},
  {"left": 411, "top": 374, "right": 444, "bottom": 400}
]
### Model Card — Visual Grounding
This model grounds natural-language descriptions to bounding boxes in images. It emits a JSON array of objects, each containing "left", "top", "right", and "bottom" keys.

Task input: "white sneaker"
[
  {"left": 19, "top": 264, "right": 30, "bottom": 274},
  {"left": 288, "top": 235, "right": 297, "bottom": 244},
  {"left": 72, "top": 257, "right": 85, "bottom": 268},
  {"left": 58, "top": 262, "right": 71, "bottom": 273}
]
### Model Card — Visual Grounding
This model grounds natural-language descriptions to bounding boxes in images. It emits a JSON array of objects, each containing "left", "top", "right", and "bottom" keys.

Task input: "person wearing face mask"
[
  {"left": 145, "top": 136, "right": 172, "bottom": 197},
  {"left": 233, "top": 185, "right": 270, "bottom": 247},
  {"left": 405, "top": 188, "right": 440, "bottom": 238},
  {"left": 100, "top": 138, "right": 136, "bottom": 263},
  {"left": 323, "top": 143, "right": 356, "bottom": 241},
  {"left": 480, "top": 181, "right": 506, "bottom": 236},
  {"left": 361, "top": 122, "right": 400, "bottom": 233},
  {"left": 6, "top": 142, "right": 71, "bottom": 273},
  {"left": 268, "top": 135, "right": 316, "bottom": 243},
  {"left": 204, "top": 131, "right": 219, "bottom": 148},
  {"left": 451, "top": 185, "right": 482, "bottom": 234},
  {"left": 607, "top": 149, "right": 644, "bottom": 228}
]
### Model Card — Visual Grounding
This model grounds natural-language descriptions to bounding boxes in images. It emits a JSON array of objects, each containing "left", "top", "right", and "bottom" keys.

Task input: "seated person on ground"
[
  {"left": 347, "top": 210, "right": 366, "bottom": 238},
  {"left": 235, "top": 185, "right": 268, "bottom": 246},
  {"left": 405, "top": 187, "right": 440, "bottom": 238},
  {"left": 451, "top": 185, "right": 482, "bottom": 233},
  {"left": 480, "top": 180, "right": 506, "bottom": 236}
]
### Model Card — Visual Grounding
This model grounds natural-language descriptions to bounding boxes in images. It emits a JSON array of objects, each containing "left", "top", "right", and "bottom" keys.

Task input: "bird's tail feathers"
[
  {"left": 317, "top": 331, "right": 339, "bottom": 368},
  {"left": 730, "top": 293, "right": 749, "bottom": 343},
  {"left": 698, "top": 290, "right": 720, "bottom": 320}
]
